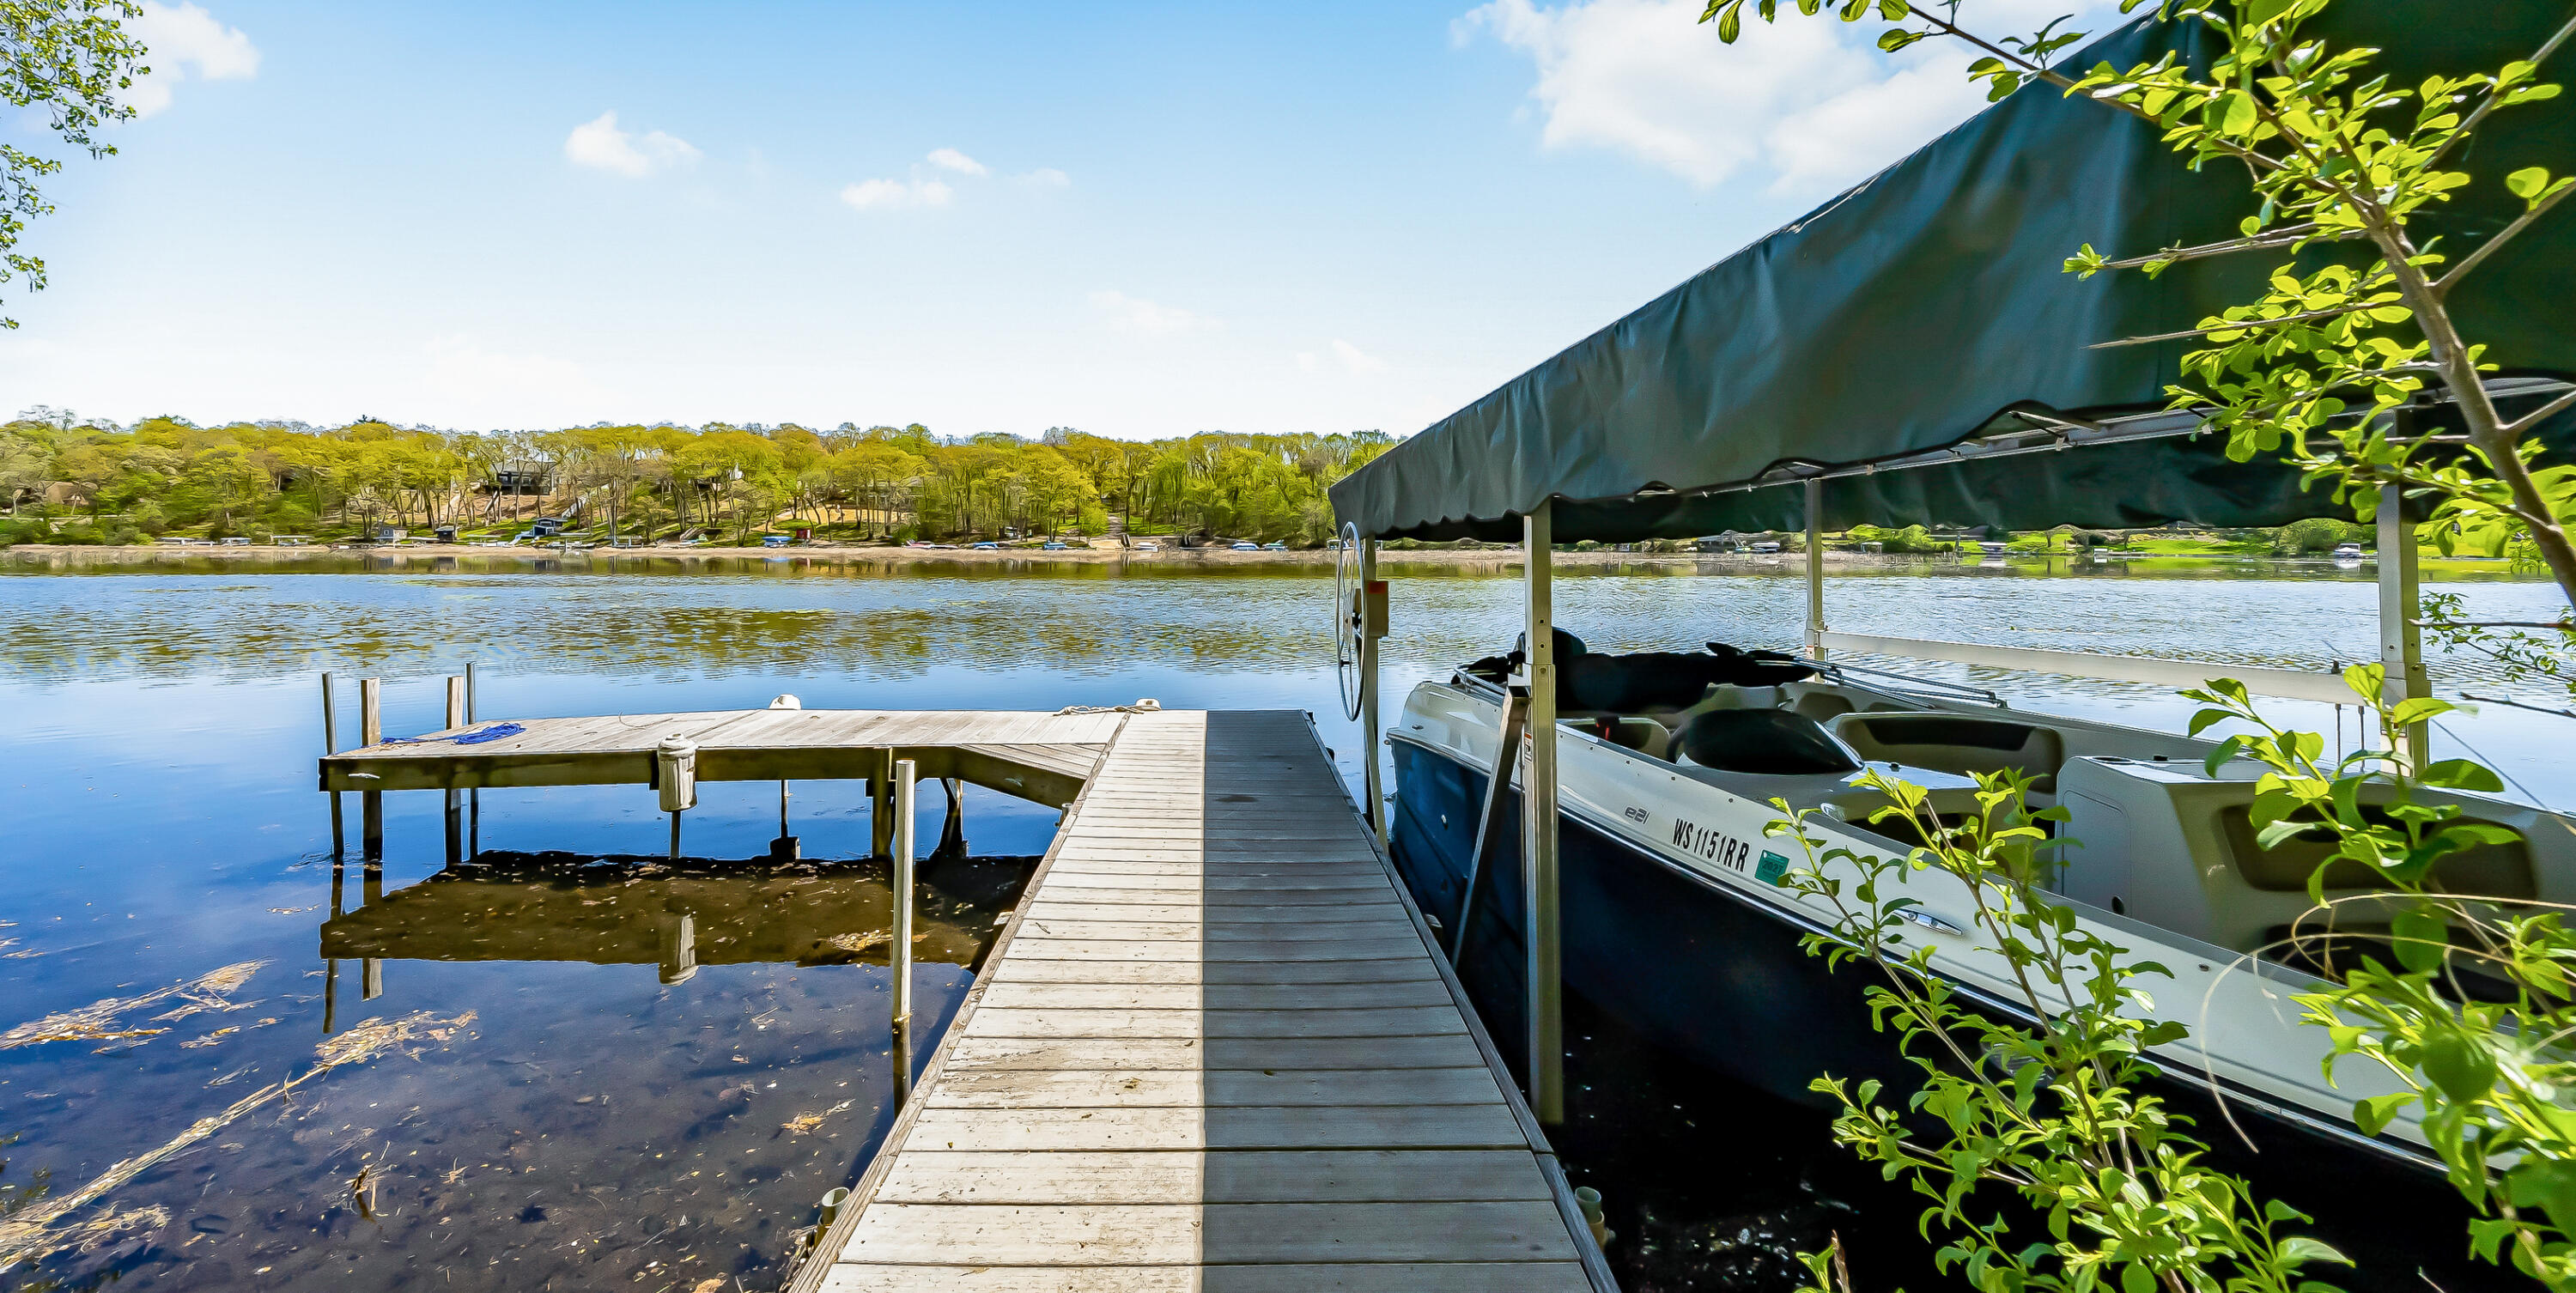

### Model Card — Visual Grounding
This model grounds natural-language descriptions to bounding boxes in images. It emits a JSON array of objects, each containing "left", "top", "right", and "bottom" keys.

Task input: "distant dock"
[{"left": 319, "top": 703, "right": 1613, "bottom": 1291}]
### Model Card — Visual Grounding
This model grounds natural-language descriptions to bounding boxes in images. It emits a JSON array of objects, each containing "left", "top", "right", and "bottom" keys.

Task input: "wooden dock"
[
  {"left": 318, "top": 702, "right": 1612, "bottom": 1291},
  {"left": 805, "top": 709, "right": 1608, "bottom": 1291}
]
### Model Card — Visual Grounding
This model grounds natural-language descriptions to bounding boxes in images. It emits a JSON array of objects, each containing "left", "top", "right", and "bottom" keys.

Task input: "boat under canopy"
[{"left": 1328, "top": 3, "right": 2576, "bottom": 543}]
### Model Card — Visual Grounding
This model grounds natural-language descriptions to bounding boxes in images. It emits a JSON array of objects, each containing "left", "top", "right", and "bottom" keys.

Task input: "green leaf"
[
  {"left": 2277, "top": 1235, "right": 2350, "bottom": 1268},
  {"left": 2392, "top": 906, "right": 2451, "bottom": 975},
  {"left": 2418, "top": 758, "right": 2504, "bottom": 792},
  {"left": 2508, "top": 166, "right": 2552, "bottom": 199},
  {"left": 2506, "top": 1159, "right": 2576, "bottom": 1236},
  {"left": 2222, "top": 90, "right": 2258, "bottom": 136},
  {"left": 2417, "top": 1029, "right": 2496, "bottom": 1102},
  {"left": 2351, "top": 1092, "right": 2412, "bottom": 1136}
]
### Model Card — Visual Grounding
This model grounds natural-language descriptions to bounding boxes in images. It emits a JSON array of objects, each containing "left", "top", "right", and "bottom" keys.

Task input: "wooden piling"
[
  {"left": 359, "top": 677, "right": 381, "bottom": 748},
  {"left": 446, "top": 676, "right": 466, "bottom": 731}
]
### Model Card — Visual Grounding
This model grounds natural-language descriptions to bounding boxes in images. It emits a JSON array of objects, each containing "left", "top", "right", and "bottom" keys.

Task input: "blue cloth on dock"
[{"left": 386, "top": 722, "right": 525, "bottom": 745}]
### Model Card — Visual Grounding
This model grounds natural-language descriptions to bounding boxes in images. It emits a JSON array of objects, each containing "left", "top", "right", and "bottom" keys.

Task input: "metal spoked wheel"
[{"left": 1334, "top": 520, "right": 1364, "bottom": 721}]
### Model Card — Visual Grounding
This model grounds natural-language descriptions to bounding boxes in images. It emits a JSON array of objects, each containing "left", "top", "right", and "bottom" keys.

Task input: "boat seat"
[
  {"left": 2052, "top": 757, "right": 2563, "bottom": 956},
  {"left": 1829, "top": 713, "right": 2065, "bottom": 790},
  {"left": 1581, "top": 715, "right": 1672, "bottom": 760},
  {"left": 2208, "top": 804, "right": 2536, "bottom": 957},
  {"left": 1791, "top": 690, "right": 1855, "bottom": 723}
]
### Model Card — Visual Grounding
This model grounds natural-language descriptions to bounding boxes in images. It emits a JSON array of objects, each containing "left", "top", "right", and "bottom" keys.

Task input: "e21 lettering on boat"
[{"left": 1671, "top": 817, "right": 1752, "bottom": 872}]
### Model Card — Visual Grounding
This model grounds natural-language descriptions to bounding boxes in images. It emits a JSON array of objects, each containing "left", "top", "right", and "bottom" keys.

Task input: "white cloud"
[
  {"left": 564, "top": 111, "right": 702, "bottom": 178},
  {"left": 1457, "top": 0, "right": 2124, "bottom": 192},
  {"left": 1090, "top": 290, "right": 1214, "bottom": 335},
  {"left": 127, "top": 2, "right": 259, "bottom": 118},
  {"left": 841, "top": 177, "right": 954, "bottom": 210},
  {"left": 844, "top": 153, "right": 1067, "bottom": 213},
  {"left": 1330, "top": 339, "right": 1388, "bottom": 373}
]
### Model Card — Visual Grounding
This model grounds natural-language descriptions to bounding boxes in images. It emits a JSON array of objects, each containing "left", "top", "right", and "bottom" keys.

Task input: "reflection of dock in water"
[{"left": 319, "top": 853, "right": 1036, "bottom": 984}]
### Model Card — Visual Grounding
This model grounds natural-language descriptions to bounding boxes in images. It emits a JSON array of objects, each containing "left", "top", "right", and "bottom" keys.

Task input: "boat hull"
[{"left": 1388, "top": 735, "right": 2487, "bottom": 1290}]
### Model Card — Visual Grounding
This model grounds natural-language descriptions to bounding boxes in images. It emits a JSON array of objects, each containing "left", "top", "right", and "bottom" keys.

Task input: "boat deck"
[{"left": 319, "top": 704, "right": 1610, "bottom": 1290}]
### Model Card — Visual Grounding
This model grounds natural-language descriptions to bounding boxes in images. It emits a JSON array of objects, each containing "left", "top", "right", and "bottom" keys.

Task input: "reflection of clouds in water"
[{"left": 0, "top": 567, "right": 2563, "bottom": 700}]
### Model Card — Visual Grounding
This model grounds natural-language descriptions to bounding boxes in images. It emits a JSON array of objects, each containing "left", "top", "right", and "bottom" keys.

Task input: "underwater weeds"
[{"left": 0, "top": 960, "right": 475, "bottom": 1273}]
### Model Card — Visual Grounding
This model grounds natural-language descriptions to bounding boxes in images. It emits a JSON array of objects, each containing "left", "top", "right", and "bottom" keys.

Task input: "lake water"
[{"left": 0, "top": 555, "right": 2565, "bottom": 1291}]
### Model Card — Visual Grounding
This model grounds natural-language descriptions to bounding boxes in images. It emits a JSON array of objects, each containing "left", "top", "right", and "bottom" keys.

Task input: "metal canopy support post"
[
  {"left": 2378, "top": 489, "right": 2431, "bottom": 771},
  {"left": 1522, "top": 501, "right": 1564, "bottom": 1125},
  {"left": 1358, "top": 536, "right": 1385, "bottom": 845},
  {"left": 1805, "top": 477, "right": 1826, "bottom": 659}
]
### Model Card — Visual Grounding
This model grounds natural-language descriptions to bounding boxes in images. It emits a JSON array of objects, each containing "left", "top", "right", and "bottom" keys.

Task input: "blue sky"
[{"left": 3, "top": 0, "right": 2117, "bottom": 440}]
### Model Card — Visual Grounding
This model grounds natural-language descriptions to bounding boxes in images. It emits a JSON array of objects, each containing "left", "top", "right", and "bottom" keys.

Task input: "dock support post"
[
  {"left": 933, "top": 777, "right": 966, "bottom": 863},
  {"left": 322, "top": 673, "right": 343, "bottom": 859},
  {"left": 357, "top": 677, "right": 383, "bottom": 865},
  {"left": 362, "top": 957, "right": 381, "bottom": 1001},
  {"left": 465, "top": 663, "right": 479, "bottom": 849},
  {"left": 870, "top": 750, "right": 896, "bottom": 858},
  {"left": 1358, "top": 535, "right": 1385, "bottom": 845},
  {"left": 892, "top": 758, "right": 917, "bottom": 1027},
  {"left": 1522, "top": 501, "right": 1563, "bottom": 1125},
  {"left": 1804, "top": 477, "right": 1826, "bottom": 659},
  {"left": 2377, "top": 487, "right": 2430, "bottom": 772},
  {"left": 446, "top": 675, "right": 465, "bottom": 730}
]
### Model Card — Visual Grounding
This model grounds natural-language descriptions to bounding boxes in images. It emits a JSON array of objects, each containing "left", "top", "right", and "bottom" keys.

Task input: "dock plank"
[
  {"left": 837, "top": 1201, "right": 1578, "bottom": 1266},
  {"left": 819, "top": 1263, "right": 1589, "bottom": 1293}
]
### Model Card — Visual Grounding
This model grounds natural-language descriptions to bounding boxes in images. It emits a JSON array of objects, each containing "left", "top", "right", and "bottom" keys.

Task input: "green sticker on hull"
[{"left": 1755, "top": 851, "right": 1789, "bottom": 885}]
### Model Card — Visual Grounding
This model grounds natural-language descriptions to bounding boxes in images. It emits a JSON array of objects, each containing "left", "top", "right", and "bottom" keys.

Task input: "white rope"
[{"left": 1054, "top": 699, "right": 1163, "bottom": 715}]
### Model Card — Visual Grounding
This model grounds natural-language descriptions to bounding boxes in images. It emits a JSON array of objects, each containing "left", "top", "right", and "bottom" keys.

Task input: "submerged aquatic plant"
[
  {"left": 0, "top": 1007, "right": 477, "bottom": 1273},
  {"left": 0, "top": 959, "right": 264, "bottom": 1051},
  {"left": 1766, "top": 774, "right": 2342, "bottom": 1293}
]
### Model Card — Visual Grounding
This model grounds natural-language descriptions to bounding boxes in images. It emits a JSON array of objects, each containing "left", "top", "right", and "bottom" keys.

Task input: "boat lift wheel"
[{"left": 1334, "top": 520, "right": 1366, "bottom": 721}]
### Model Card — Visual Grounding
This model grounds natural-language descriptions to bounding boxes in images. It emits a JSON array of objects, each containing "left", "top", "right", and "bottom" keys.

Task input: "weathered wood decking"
[
  {"left": 805, "top": 709, "right": 1610, "bottom": 1292},
  {"left": 319, "top": 707, "right": 1121, "bottom": 806},
  {"left": 315, "top": 703, "right": 1611, "bottom": 1290}
]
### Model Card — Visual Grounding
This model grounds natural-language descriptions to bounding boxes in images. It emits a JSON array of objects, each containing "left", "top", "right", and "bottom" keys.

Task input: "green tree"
[{"left": 1, "top": 1, "right": 146, "bottom": 326}]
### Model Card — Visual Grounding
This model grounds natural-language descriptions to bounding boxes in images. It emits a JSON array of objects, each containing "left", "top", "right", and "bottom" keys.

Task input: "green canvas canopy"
[{"left": 1329, "top": 3, "right": 2576, "bottom": 543}]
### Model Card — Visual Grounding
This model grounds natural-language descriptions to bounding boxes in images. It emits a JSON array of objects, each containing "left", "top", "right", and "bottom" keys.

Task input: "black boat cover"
[{"left": 1328, "top": 3, "right": 2576, "bottom": 542}]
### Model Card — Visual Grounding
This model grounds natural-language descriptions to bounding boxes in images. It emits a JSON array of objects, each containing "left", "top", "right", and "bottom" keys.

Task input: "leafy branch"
[{"left": 1765, "top": 771, "right": 2342, "bottom": 1293}]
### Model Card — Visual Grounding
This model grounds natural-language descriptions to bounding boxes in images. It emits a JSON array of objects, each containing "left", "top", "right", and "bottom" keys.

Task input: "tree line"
[{"left": 0, "top": 409, "right": 1399, "bottom": 545}]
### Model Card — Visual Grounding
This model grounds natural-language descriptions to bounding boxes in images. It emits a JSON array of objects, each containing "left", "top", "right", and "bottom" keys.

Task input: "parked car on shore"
[
  {"left": 1230, "top": 541, "right": 1260, "bottom": 551},
  {"left": 1261, "top": 541, "right": 1286, "bottom": 550},
  {"left": 971, "top": 541, "right": 1000, "bottom": 550},
  {"left": 1041, "top": 541, "right": 1067, "bottom": 550}
]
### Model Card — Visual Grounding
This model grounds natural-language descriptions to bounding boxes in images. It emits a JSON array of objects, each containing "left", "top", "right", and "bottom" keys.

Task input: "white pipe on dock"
[{"left": 891, "top": 757, "right": 917, "bottom": 1025}]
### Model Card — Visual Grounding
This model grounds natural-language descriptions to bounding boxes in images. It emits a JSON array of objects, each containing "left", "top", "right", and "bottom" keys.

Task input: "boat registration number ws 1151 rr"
[
  {"left": 1672, "top": 817, "right": 1753, "bottom": 871},
  {"left": 1671, "top": 816, "right": 1794, "bottom": 885}
]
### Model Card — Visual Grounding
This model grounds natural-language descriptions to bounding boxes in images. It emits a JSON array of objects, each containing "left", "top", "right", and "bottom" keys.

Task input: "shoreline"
[{"left": 0, "top": 542, "right": 2538, "bottom": 579}]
